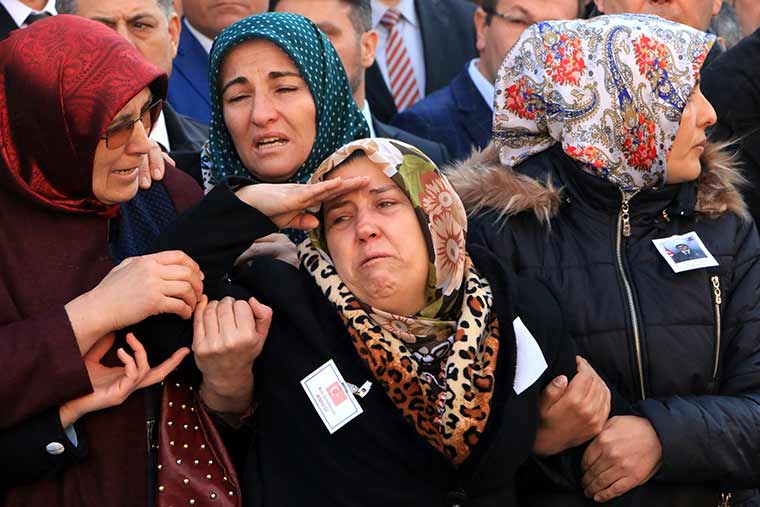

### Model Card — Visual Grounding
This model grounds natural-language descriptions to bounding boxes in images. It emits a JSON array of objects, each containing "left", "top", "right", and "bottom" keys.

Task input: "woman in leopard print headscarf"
[{"left": 145, "top": 137, "right": 585, "bottom": 507}]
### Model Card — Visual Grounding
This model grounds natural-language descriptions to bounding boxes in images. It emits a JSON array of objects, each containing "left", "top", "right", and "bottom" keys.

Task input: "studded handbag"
[{"left": 156, "top": 378, "right": 242, "bottom": 507}]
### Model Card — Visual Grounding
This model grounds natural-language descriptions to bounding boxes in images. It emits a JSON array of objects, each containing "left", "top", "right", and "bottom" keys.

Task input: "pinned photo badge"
[{"left": 652, "top": 231, "right": 718, "bottom": 273}]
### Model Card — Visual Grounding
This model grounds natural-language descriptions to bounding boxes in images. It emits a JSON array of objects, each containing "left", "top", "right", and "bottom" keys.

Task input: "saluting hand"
[{"left": 234, "top": 176, "right": 370, "bottom": 230}]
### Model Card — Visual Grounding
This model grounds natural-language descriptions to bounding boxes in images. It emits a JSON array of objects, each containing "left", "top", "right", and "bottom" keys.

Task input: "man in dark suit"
[
  {"left": 57, "top": 0, "right": 209, "bottom": 185},
  {"left": 593, "top": 0, "right": 721, "bottom": 31},
  {"left": 271, "top": 0, "right": 450, "bottom": 166},
  {"left": 590, "top": 0, "right": 724, "bottom": 64},
  {"left": 168, "top": 0, "right": 267, "bottom": 123},
  {"left": 672, "top": 244, "right": 706, "bottom": 263},
  {"left": 701, "top": 28, "right": 760, "bottom": 226},
  {"left": 0, "top": 0, "right": 55, "bottom": 40},
  {"left": 367, "top": 0, "right": 478, "bottom": 123},
  {"left": 391, "top": 0, "right": 582, "bottom": 161}
]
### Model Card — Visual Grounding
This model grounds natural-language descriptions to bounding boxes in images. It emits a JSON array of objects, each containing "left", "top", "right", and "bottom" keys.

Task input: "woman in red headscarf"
[{"left": 0, "top": 15, "right": 211, "bottom": 506}]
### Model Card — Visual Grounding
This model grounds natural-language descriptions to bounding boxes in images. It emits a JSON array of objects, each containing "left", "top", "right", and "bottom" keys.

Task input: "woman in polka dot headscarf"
[{"left": 200, "top": 12, "right": 370, "bottom": 193}]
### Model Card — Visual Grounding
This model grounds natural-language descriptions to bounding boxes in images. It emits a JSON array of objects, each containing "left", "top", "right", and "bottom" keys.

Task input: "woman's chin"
[{"left": 246, "top": 161, "right": 301, "bottom": 183}]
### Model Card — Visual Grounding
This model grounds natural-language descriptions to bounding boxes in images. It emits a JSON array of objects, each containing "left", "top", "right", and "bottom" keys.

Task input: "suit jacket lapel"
[
  {"left": 0, "top": 4, "right": 18, "bottom": 41},
  {"left": 417, "top": 0, "right": 449, "bottom": 94},
  {"left": 366, "top": 62, "right": 397, "bottom": 123},
  {"left": 451, "top": 70, "right": 493, "bottom": 149},
  {"left": 173, "top": 25, "right": 211, "bottom": 107}
]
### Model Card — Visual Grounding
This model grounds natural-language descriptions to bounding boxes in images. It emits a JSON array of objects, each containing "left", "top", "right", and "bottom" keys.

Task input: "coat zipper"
[
  {"left": 711, "top": 275, "right": 722, "bottom": 380},
  {"left": 616, "top": 189, "right": 647, "bottom": 400}
]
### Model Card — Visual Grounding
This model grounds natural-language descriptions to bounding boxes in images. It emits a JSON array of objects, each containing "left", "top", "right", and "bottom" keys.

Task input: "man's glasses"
[
  {"left": 100, "top": 99, "right": 163, "bottom": 149},
  {"left": 481, "top": 6, "right": 531, "bottom": 25}
]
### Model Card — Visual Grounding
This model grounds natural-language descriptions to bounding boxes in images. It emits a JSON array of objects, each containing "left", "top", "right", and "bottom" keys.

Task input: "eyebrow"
[
  {"left": 91, "top": 12, "right": 157, "bottom": 24},
  {"left": 324, "top": 185, "right": 398, "bottom": 211},
  {"left": 496, "top": 4, "right": 533, "bottom": 23},
  {"left": 316, "top": 21, "right": 339, "bottom": 33},
  {"left": 221, "top": 71, "right": 303, "bottom": 95},
  {"left": 107, "top": 95, "right": 154, "bottom": 128}
]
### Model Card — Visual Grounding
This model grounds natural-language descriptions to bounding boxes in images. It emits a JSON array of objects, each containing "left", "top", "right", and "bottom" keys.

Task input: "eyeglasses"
[
  {"left": 480, "top": 6, "right": 531, "bottom": 25},
  {"left": 100, "top": 99, "right": 163, "bottom": 149}
]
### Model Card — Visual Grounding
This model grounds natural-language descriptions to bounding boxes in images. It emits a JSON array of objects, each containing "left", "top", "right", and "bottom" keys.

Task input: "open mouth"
[
  {"left": 256, "top": 137, "right": 288, "bottom": 149},
  {"left": 112, "top": 167, "right": 138, "bottom": 176}
]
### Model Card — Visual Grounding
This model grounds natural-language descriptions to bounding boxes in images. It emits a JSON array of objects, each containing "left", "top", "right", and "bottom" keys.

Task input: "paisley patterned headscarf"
[
  {"left": 493, "top": 15, "right": 715, "bottom": 190},
  {"left": 200, "top": 13, "right": 369, "bottom": 190},
  {"left": 297, "top": 138, "right": 500, "bottom": 465}
]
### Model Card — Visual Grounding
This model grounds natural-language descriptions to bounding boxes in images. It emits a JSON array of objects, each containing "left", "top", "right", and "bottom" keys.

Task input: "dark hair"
[
  {"left": 269, "top": 0, "right": 371, "bottom": 33},
  {"left": 480, "top": 0, "right": 585, "bottom": 25},
  {"left": 56, "top": 0, "right": 173, "bottom": 16}
]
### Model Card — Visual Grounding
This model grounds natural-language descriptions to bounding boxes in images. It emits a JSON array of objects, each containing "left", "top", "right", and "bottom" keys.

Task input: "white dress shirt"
[
  {"left": 467, "top": 59, "right": 495, "bottom": 112},
  {"left": 150, "top": 111, "right": 172, "bottom": 152},
  {"left": 371, "top": 0, "right": 426, "bottom": 98},
  {"left": 361, "top": 100, "right": 377, "bottom": 138},
  {"left": 184, "top": 18, "right": 213, "bottom": 54},
  {"left": 1, "top": 0, "right": 55, "bottom": 28}
]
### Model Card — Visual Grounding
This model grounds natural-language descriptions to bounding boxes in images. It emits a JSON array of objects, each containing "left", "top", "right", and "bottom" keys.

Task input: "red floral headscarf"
[
  {"left": 493, "top": 15, "right": 715, "bottom": 190},
  {"left": 0, "top": 15, "right": 167, "bottom": 216}
]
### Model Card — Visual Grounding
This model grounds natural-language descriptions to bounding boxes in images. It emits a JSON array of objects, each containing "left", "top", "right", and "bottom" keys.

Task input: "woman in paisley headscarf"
[
  {"left": 448, "top": 14, "right": 760, "bottom": 506},
  {"left": 0, "top": 15, "right": 211, "bottom": 506},
  {"left": 145, "top": 137, "right": 589, "bottom": 506}
]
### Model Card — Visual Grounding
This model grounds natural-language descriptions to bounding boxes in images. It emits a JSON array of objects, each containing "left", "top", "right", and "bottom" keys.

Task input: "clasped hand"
[
  {"left": 194, "top": 295, "right": 272, "bottom": 414},
  {"left": 533, "top": 356, "right": 611, "bottom": 456}
]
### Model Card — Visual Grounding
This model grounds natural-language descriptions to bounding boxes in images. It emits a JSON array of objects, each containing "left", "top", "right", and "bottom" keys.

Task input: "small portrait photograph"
[{"left": 652, "top": 231, "right": 719, "bottom": 273}]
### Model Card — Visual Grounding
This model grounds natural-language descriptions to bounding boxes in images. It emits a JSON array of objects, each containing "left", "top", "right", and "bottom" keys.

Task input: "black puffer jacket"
[{"left": 448, "top": 143, "right": 760, "bottom": 506}]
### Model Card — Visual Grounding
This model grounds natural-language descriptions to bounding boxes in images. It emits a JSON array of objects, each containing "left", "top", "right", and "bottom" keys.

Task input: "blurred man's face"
[
  {"left": 273, "top": 0, "right": 377, "bottom": 105},
  {"left": 475, "top": 0, "right": 580, "bottom": 83},
  {"left": 77, "top": 0, "right": 180, "bottom": 76},
  {"left": 731, "top": 0, "right": 760, "bottom": 36},
  {"left": 594, "top": 0, "right": 721, "bottom": 31},
  {"left": 182, "top": 0, "right": 267, "bottom": 39}
]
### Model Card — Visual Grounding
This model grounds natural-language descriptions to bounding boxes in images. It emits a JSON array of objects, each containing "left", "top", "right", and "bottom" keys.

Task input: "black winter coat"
[
  {"left": 143, "top": 182, "right": 578, "bottom": 507},
  {"left": 448, "top": 143, "right": 760, "bottom": 506}
]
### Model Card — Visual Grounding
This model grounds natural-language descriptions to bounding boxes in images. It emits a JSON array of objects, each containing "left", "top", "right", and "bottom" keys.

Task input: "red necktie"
[{"left": 380, "top": 8, "right": 421, "bottom": 112}]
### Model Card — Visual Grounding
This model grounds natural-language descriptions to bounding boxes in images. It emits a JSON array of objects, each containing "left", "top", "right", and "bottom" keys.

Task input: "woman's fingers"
[
  {"left": 217, "top": 297, "right": 239, "bottom": 344},
  {"left": 582, "top": 435, "right": 604, "bottom": 472},
  {"left": 117, "top": 347, "right": 138, "bottom": 379},
  {"left": 193, "top": 295, "right": 210, "bottom": 348},
  {"left": 153, "top": 250, "right": 203, "bottom": 275},
  {"left": 125, "top": 332, "right": 150, "bottom": 377},
  {"left": 302, "top": 176, "right": 370, "bottom": 208},
  {"left": 161, "top": 280, "right": 200, "bottom": 311},
  {"left": 203, "top": 300, "right": 221, "bottom": 338},
  {"left": 84, "top": 333, "right": 116, "bottom": 361},
  {"left": 138, "top": 347, "right": 191, "bottom": 389},
  {"left": 285, "top": 213, "right": 320, "bottom": 231},
  {"left": 159, "top": 264, "right": 204, "bottom": 299},
  {"left": 233, "top": 299, "right": 256, "bottom": 338},
  {"left": 249, "top": 297, "right": 273, "bottom": 339}
]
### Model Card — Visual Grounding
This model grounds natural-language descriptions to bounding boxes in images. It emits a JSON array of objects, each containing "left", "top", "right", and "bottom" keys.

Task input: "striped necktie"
[{"left": 380, "top": 8, "right": 421, "bottom": 112}]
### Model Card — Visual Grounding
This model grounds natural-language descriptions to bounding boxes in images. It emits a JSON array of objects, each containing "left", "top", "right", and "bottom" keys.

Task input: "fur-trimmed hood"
[{"left": 446, "top": 141, "right": 750, "bottom": 224}]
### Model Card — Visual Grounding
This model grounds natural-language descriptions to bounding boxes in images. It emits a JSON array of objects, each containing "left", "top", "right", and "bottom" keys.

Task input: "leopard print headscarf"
[{"left": 297, "top": 138, "right": 500, "bottom": 465}]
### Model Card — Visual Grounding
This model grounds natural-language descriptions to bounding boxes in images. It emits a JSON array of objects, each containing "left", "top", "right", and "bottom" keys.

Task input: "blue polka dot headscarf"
[{"left": 201, "top": 12, "right": 370, "bottom": 188}]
